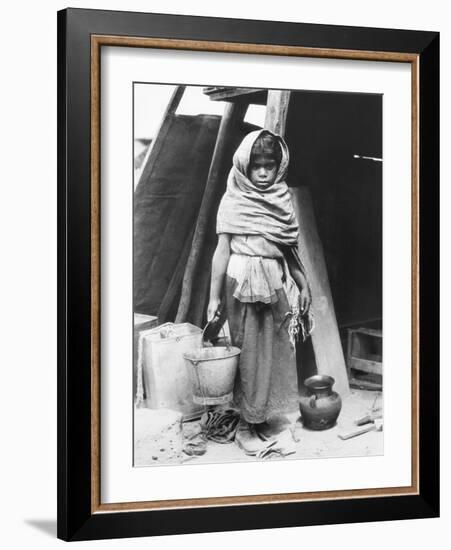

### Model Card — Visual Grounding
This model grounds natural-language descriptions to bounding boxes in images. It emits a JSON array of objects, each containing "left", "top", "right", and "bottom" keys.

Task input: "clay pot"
[{"left": 299, "top": 375, "right": 342, "bottom": 430}]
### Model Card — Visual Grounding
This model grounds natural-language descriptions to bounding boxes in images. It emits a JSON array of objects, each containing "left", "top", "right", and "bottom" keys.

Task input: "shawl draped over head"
[{"left": 216, "top": 129, "right": 299, "bottom": 246}]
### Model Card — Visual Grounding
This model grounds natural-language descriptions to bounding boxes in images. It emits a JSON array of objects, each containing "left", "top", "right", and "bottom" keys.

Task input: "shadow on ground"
[{"left": 25, "top": 519, "right": 57, "bottom": 538}]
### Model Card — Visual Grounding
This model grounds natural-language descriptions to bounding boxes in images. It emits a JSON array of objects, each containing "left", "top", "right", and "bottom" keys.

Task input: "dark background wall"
[{"left": 286, "top": 90, "right": 382, "bottom": 328}]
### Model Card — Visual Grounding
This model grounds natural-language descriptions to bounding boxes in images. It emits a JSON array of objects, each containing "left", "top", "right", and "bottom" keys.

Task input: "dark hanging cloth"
[{"left": 133, "top": 114, "right": 220, "bottom": 318}]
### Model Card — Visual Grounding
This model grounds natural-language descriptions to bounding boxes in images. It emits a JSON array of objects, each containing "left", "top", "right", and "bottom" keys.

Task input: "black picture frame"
[{"left": 57, "top": 7, "right": 439, "bottom": 541}]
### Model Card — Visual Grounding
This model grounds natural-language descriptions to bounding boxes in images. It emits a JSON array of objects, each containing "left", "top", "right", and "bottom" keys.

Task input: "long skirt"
[{"left": 225, "top": 275, "right": 300, "bottom": 424}]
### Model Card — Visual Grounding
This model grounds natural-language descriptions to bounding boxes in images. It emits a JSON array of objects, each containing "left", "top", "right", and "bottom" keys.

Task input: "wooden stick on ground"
[{"left": 338, "top": 419, "right": 383, "bottom": 440}]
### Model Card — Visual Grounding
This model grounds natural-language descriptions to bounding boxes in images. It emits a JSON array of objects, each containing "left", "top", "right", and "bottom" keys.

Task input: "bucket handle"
[{"left": 202, "top": 317, "right": 231, "bottom": 350}]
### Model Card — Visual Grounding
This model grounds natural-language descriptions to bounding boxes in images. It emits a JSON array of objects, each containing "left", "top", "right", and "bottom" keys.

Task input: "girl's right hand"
[{"left": 207, "top": 298, "right": 221, "bottom": 322}]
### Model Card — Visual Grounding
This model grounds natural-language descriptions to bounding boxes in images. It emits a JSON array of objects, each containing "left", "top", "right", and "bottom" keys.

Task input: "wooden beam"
[
  {"left": 265, "top": 90, "right": 291, "bottom": 135},
  {"left": 203, "top": 86, "right": 267, "bottom": 104},
  {"left": 175, "top": 100, "right": 248, "bottom": 322},
  {"left": 290, "top": 186, "right": 350, "bottom": 397}
]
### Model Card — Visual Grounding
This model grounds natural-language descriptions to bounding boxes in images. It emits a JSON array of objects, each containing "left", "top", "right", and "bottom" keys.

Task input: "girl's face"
[{"left": 248, "top": 154, "right": 278, "bottom": 189}]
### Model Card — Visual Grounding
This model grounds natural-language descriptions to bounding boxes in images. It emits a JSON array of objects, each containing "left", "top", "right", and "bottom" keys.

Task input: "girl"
[{"left": 207, "top": 129, "right": 312, "bottom": 455}]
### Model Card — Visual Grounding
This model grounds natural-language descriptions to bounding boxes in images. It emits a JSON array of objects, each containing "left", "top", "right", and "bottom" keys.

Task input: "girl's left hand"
[{"left": 299, "top": 287, "right": 311, "bottom": 314}]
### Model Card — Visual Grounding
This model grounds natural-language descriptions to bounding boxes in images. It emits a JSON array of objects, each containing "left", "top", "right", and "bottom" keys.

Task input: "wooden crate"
[{"left": 347, "top": 327, "right": 382, "bottom": 390}]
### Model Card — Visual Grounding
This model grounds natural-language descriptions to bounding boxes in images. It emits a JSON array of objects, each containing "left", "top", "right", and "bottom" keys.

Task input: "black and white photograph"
[
  {"left": 133, "top": 83, "right": 383, "bottom": 467},
  {"left": 0, "top": 0, "right": 445, "bottom": 545}
]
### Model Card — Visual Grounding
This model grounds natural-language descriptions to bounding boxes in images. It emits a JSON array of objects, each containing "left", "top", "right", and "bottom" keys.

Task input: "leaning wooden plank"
[
  {"left": 176, "top": 101, "right": 248, "bottom": 322},
  {"left": 290, "top": 186, "right": 350, "bottom": 397}
]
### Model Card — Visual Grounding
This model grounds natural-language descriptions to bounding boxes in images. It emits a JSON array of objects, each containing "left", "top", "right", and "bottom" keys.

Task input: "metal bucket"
[{"left": 183, "top": 346, "right": 240, "bottom": 405}]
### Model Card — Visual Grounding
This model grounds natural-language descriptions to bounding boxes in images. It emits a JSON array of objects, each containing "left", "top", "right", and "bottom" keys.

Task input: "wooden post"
[
  {"left": 290, "top": 186, "right": 350, "bottom": 397},
  {"left": 175, "top": 101, "right": 248, "bottom": 322},
  {"left": 265, "top": 90, "right": 291, "bottom": 135}
]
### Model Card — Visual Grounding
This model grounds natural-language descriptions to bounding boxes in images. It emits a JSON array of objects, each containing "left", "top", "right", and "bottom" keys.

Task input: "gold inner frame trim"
[{"left": 90, "top": 34, "right": 420, "bottom": 514}]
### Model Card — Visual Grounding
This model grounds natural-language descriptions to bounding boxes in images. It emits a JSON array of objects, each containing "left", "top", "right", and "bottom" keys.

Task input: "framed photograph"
[{"left": 57, "top": 8, "right": 439, "bottom": 541}]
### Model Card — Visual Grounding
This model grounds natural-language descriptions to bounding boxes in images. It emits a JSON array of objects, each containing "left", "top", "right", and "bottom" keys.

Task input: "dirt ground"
[{"left": 172, "top": 388, "right": 383, "bottom": 466}]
